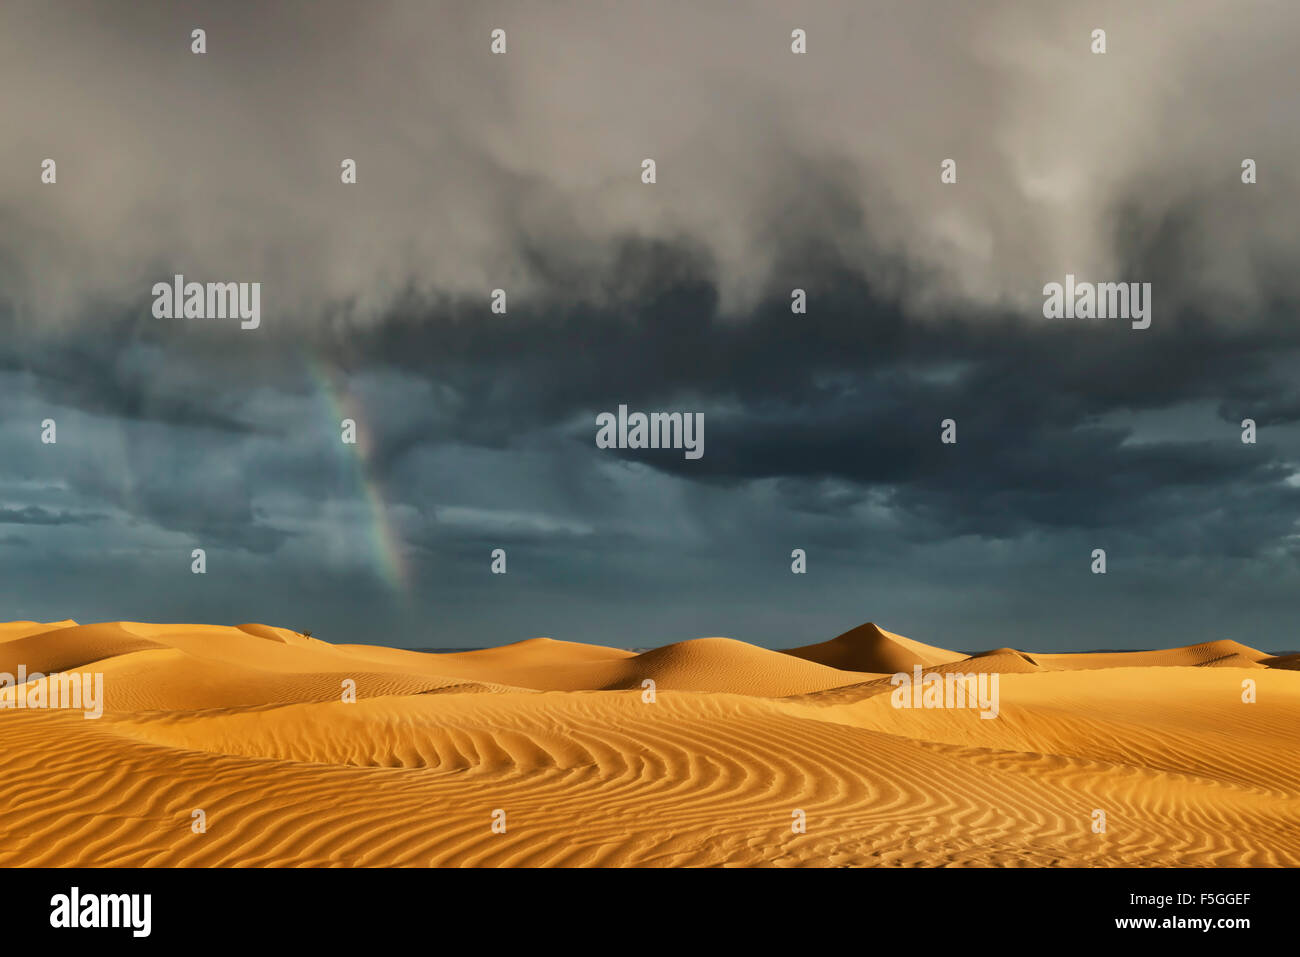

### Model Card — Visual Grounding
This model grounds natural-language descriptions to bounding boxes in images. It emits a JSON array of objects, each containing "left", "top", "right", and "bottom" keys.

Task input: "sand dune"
[
  {"left": 1028, "top": 639, "right": 1273, "bottom": 671},
  {"left": 341, "top": 636, "right": 875, "bottom": 695},
  {"left": 784, "top": 621, "right": 965, "bottom": 672},
  {"left": 0, "top": 622, "right": 167, "bottom": 675},
  {"left": 0, "top": 619, "right": 79, "bottom": 641},
  {"left": 0, "top": 619, "right": 1295, "bottom": 867}
]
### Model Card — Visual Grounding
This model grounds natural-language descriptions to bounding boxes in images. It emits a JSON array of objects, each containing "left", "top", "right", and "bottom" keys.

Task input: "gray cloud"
[
  {"left": 2, "top": 0, "right": 1299, "bottom": 325},
  {"left": 0, "top": 1, "right": 1297, "bottom": 651},
  {"left": 0, "top": 506, "right": 105, "bottom": 526}
]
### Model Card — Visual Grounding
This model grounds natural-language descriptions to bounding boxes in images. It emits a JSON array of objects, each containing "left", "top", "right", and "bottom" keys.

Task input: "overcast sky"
[{"left": 1, "top": 0, "right": 1298, "bottom": 651}]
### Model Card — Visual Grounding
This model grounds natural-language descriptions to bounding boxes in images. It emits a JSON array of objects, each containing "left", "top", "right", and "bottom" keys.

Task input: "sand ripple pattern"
[{"left": 0, "top": 620, "right": 1296, "bottom": 866}]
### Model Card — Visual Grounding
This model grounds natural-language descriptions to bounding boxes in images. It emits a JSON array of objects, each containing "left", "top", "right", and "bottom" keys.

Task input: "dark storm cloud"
[
  {"left": 303, "top": 240, "right": 1299, "bottom": 563},
  {"left": 0, "top": 506, "right": 105, "bottom": 526},
  {"left": 0, "top": 343, "right": 264, "bottom": 437}
]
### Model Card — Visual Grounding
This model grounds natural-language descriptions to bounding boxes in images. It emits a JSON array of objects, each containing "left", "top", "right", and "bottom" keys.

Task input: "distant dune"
[
  {"left": 783, "top": 621, "right": 967, "bottom": 672},
  {"left": 0, "top": 619, "right": 1296, "bottom": 866}
]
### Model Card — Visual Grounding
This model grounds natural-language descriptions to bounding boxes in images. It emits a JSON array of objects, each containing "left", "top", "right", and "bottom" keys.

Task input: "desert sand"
[{"left": 0, "top": 618, "right": 1296, "bottom": 866}]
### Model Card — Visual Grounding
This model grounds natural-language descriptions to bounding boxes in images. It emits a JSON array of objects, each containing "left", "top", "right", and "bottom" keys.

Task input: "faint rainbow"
[{"left": 304, "top": 354, "right": 409, "bottom": 592}]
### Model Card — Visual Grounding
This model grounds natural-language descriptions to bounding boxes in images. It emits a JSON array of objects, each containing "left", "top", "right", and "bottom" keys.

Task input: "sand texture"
[{"left": 0, "top": 619, "right": 1295, "bottom": 867}]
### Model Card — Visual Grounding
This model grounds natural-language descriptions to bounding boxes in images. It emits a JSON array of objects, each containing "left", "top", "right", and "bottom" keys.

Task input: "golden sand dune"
[
  {"left": 343, "top": 636, "right": 874, "bottom": 695},
  {"left": 784, "top": 621, "right": 965, "bottom": 672},
  {"left": 336, "top": 636, "right": 634, "bottom": 690},
  {"left": 574, "top": 636, "right": 878, "bottom": 695},
  {"left": 1261, "top": 653, "right": 1300, "bottom": 671},
  {"left": 0, "top": 620, "right": 1295, "bottom": 867},
  {"left": 0, "top": 619, "right": 79, "bottom": 641},
  {"left": 1029, "top": 639, "right": 1274, "bottom": 671},
  {"left": 0, "top": 622, "right": 167, "bottom": 674}
]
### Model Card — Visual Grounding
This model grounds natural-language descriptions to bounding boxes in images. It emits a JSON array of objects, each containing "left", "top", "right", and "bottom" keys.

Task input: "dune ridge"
[{"left": 0, "top": 619, "right": 1295, "bottom": 867}]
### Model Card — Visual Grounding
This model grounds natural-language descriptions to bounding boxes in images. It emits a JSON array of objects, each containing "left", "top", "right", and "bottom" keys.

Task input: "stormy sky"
[{"left": 1, "top": 0, "right": 1298, "bottom": 651}]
